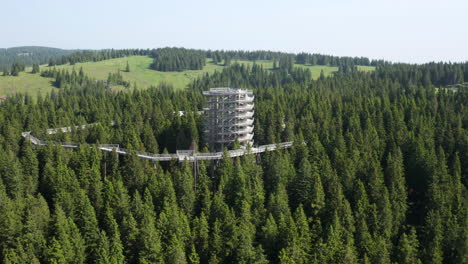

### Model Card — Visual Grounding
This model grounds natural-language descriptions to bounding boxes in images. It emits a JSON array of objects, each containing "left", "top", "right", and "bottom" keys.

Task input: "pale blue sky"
[{"left": 2, "top": 0, "right": 467, "bottom": 63}]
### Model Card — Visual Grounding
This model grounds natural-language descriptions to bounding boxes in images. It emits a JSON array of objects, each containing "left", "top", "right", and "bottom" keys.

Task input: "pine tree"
[
  {"left": 32, "top": 64, "right": 40, "bottom": 74},
  {"left": 193, "top": 161, "right": 212, "bottom": 216},
  {"left": 234, "top": 201, "right": 268, "bottom": 263},
  {"left": 423, "top": 210, "right": 444, "bottom": 264},
  {"left": 21, "top": 196, "right": 50, "bottom": 263},
  {"left": 173, "top": 161, "right": 195, "bottom": 216},
  {"left": 125, "top": 61, "right": 131, "bottom": 72},
  {"left": 2, "top": 67, "right": 9, "bottom": 76},
  {"left": 102, "top": 207, "right": 125, "bottom": 263},
  {"left": 45, "top": 238, "right": 67, "bottom": 264},
  {"left": 166, "top": 236, "right": 187, "bottom": 264},
  {"left": 261, "top": 214, "right": 279, "bottom": 262},
  {"left": 321, "top": 212, "right": 357, "bottom": 263},
  {"left": 20, "top": 141, "right": 39, "bottom": 195},
  {"left": 138, "top": 210, "right": 163, "bottom": 263},
  {"left": 74, "top": 190, "right": 101, "bottom": 263},
  {"left": 352, "top": 180, "right": 373, "bottom": 258},
  {"left": 142, "top": 122, "right": 159, "bottom": 153},
  {"left": 292, "top": 157, "right": 325, "bottom": 216},
  {"left": 0, "top": 149, "right": 24, "bottom": 198},
  {"left": 192, "top": 213, "right": 210, "bottom": 263},
  {"left": 121, "top": 213, "right": 139, "bottom": 263},
  {"left": 48, "top": 205, "right": 86, "bottom": 263},
  {"left": 208, "top": 220, "right": 223, "bottom": 263},
  {"left": 268, "top": 184, "right": 291, "bottom": 221},
  {"left": 319, "top": 70, "right": 325, "bottom": 80},
  {"left": 188, "top": 245, "right": 200, "bottom": 264},
  {"left": 95, "top": 230, "right": 111, "bottom": 263},
  {"left": 286, "top": 205, "right": 312, "bottom": 263},
  {"left": 122, "top": 150, "right": 147, "bottom": 194},
  {"left": 396, "top": 227, "right": 422, "bottom": 264},
  {"left": 384, "top": 148, "right": 408, "bottom": 236},
  {"left": 224, "top": 56, "right": 231, "bottom": 66},
  {"left": 369, "top": 236, "right": 391, "bottom": 264}
]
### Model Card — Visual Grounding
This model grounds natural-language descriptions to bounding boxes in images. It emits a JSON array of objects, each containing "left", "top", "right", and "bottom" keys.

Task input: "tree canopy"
[{"left": 0, "top": 50, "right": 466, "bottom": 263}]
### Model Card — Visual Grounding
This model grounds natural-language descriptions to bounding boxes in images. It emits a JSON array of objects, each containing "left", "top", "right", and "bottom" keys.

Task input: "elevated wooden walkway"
[{"left": 22, "top": 131, "right": 292, "bottom": 162}]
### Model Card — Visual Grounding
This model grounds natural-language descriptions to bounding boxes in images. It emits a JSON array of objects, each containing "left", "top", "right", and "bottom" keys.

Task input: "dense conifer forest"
[
  {"left": 0, "top": 49, "right": 466, "bottom": 264},
  {"left": 37, "top": 47, "right": 391, "bottom": 72},
  {"left": 150, "top": 48, "right": 206, "bottom": 72},
  {"left": 0, "top": 47, "right": 77, "bottom": 69}
]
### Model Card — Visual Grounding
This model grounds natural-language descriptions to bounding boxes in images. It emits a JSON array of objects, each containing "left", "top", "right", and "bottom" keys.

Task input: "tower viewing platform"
[{"left": 203, "top": 88, "right": 255, "bottom": 151}]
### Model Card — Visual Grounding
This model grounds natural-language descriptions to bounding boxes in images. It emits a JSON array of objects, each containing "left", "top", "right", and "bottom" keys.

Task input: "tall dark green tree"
[{"left": 125, "top": 61, "right": 131, "bottom": 72}]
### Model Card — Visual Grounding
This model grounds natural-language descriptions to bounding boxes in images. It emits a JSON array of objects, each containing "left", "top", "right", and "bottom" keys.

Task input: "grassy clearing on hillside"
[
  {"left": 0, "top": 71, "right": 56, "bottom": 97},
  {"left": 230, "top": 60, "right": 340, "bottom": 79},
  {"left": 54, "top": 56, "right": 354, "bottom": 89},
  {"left": 231, "top": 60, "right": 375, "bottom": 78},
  {"left": 0, "top": 56, "right": 375, "bottom": 97},
  {"left": 55, "top": 56, "right": 225, "bottom": 90},
  {"left": 0, "top": 57, "right": 224, "bottom": 96},
  {"left": 357, "top": 65, "right": 375, "bottom": 72},
  {"left": 296, "top": 64, "right": 339, "bottom": 79}
]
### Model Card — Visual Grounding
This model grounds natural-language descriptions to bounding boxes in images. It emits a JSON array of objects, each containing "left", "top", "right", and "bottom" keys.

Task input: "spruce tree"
[
  {"left": 396, "top": 227, "right": 422, "bottom": 264},
  {"left": 125, "top": 61, "right": 130, "bottom": 72},
  {"left": 2, "top": 67, "right": 8, "bottom": 76},
  {"left": 32, "top": 64, "right": 40, "bottom": 73},
  {"left": 138, "top": 210, "right": 163, "bottom": 263},
  {"left": 384, "top": 148, "right": 408, "bottom": 236}
]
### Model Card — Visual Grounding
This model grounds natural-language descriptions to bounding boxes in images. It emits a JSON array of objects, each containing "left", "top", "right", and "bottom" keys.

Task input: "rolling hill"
[
  {"left": 0, "top": 55, "right": 375, "bottom": 97},
  {"left": 0, "top": 46, "right": 78, "bottom": 69}
]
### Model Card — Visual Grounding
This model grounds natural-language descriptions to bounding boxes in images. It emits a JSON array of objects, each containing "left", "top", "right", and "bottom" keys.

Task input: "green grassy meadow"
[
  {"left": 231, "top": 60, "right": 340, "bottom": 79},
  {"left": 54, "top": 56, "right": 226, "bottom": 90},
  {"left": 0, "top": 71, "right": 56, "bottom": 97},
  {"left": 0, "top": 56, "right": 375, "bottom": 97}
]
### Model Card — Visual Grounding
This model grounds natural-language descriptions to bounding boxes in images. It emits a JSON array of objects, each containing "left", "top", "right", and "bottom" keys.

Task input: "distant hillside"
[
  {"left": 0, "top": 46, "right": 78, "bottom": 69},
  {"left": 1, "top": 55, "right": 365, "bottom": 97},
  {"left": 52, "top": 56, "right": 357, "bottom": 90},
  {"left": 0, "top": 47, "right": 382, "bottom": 97}
]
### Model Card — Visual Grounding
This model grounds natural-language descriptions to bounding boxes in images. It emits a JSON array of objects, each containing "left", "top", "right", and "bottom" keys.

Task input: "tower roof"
[{"left": 203, "top": 87, "right": 253, "bottom": 96}]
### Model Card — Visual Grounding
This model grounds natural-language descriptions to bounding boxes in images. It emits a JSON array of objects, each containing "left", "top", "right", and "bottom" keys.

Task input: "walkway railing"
[{"left": 22, "top": 131, "right": 293, "bottom": 162}]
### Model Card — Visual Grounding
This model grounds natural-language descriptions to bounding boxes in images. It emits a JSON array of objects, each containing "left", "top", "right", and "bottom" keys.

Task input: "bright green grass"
[
  {"left": 0, "top": 56, "right": 224, "bottom": 96},
  {"left": 357, "top": 65, "right": 375, "bottom": 72},
  {"left": 0, "top": 70, "right": 56, "bottom": 97},
  {"left": 54, "top": 57, "right": 349, "bottom": 89},
  {"left": 229, "top": 60, "right": 339, "bottom": 79},
  {"left": 54, "top": 56, "right": 226, "bottom": 90},
  {"left": 296, "top": 64, "right": 339, "bottom": 79},
  {"left": 0, "top": 56, "right": 375, "bottom": 97},
  {"left": 231, "top": 60, "right": 375, "bottom": 79}
]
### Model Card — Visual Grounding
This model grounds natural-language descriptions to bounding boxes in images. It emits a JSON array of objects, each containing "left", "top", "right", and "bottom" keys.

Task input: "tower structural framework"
[{"left": 203, "top": 88, "right": 254, "bottom": 151}]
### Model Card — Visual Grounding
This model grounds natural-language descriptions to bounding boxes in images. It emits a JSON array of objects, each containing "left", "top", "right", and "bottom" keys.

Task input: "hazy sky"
[{"left": 2, "top": 0, "right": 467, "bottom": 63}]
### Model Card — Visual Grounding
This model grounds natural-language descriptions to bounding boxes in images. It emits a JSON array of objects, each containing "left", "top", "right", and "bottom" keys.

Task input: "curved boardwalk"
[{"left": 22, "top": 131, "right": 293, "bottom": 162}]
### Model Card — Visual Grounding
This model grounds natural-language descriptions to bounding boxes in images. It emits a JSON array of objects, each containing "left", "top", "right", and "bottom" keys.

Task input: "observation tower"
[{"left": 203, "top": 88, "right": 254, "bottom": 151}]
